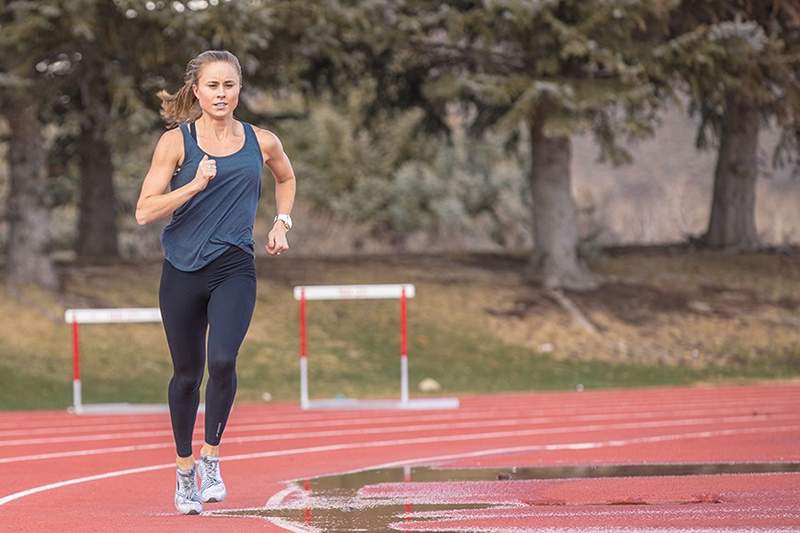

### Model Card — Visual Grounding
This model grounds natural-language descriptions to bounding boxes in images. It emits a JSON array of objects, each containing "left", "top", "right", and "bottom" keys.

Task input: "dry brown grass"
[
  {"left": 481, "top": 250, "right": 800, "bottom": 367},
  {"left": 1, "top": 248, "right": 798, "bottom": 408}
]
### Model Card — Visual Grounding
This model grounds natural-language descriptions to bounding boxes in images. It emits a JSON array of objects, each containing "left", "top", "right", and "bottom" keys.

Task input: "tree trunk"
[
  {"left": 526, "top": 116, "right": 597, "bottom": 290},
  {"left": 76, "top": 123, "right": 119, "bottom": 258},
  {"left": 703, "top": 93, "right": 760, "bottom": 250},
  {"left": 4, "top": 93, "right": 58, "bottom": 291}
]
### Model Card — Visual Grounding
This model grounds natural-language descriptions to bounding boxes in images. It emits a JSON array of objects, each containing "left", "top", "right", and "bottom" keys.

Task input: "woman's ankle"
[
  {"left": 176, "top": 454, "right": 195, "bottom": 471},
  {"left": 200, "top": 443, "right": 220, "bottom": 458}
]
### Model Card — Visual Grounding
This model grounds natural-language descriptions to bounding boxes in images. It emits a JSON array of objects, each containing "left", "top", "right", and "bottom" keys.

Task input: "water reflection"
[{"left": 213, "top": 462, "right": 800, "bottom": 532}]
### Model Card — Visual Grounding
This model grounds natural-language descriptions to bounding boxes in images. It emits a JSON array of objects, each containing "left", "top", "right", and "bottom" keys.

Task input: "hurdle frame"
[
  {"left": 65, "top": 307, "right": 193, "bottom": 415},
  {"left": 293, "top": 284, "right": 459, "bottom": 410}
]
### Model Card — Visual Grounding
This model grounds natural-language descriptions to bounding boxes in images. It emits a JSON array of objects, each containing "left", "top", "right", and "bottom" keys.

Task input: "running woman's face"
[{"left": 193, "top": 61, "right": 240, "bottom": 119}]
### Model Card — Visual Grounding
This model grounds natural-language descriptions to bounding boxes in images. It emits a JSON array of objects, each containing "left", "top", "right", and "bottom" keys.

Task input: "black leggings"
[{"left": 159, "top": 246, "right": 256, "bottom": 457}]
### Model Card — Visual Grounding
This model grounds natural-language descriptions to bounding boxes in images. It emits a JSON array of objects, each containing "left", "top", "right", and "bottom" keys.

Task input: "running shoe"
[
  {"left": 174, "top": 465, "right": 203, "bottom": 515},
  {"left": 198, "top": 455, "right": 227, "bottom": 503}
]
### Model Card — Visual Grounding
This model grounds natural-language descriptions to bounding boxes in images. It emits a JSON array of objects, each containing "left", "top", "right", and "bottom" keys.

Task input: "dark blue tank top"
[{"left": 161, "top": 120, "right": 263, "bottom": 271}]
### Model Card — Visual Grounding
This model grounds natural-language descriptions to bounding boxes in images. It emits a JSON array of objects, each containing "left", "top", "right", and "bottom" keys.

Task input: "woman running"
[{"left": 135, "top": 50, "right": 296, "bottom": 515}]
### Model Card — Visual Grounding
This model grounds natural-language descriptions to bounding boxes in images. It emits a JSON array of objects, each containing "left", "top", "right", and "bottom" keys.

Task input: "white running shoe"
[
  {"left": 174, "top": 465, "right": 203, "bottom": 515},
  {"left": 198, "top": 455, "right": 227, "bottom": 503}
]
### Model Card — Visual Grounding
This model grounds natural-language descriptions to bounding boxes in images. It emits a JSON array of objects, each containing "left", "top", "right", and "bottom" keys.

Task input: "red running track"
[{"left": 0, "top": 383, "right": 798, "bottom": 532}]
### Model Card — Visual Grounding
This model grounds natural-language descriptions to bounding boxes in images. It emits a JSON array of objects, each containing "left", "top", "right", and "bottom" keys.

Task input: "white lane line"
[
  {"left": 0, "top": 462, "right": 173, "bottom": 506},
  {"left": 0, "top": 408, "right": 528, "bottom": 438},
  {"left": 6, "top": 391, "right": 800, "bottom": 434},
  {"left": 0, "top": 407, "right": 586, "bottom": 443},
  {"left": 1, "top": 423, "right": 798, "bottom": 508},
  {"left": 0, "top": 407, "right": 598, "bottom": 441},
  {"left": 370, "top": 424, "right": 800, "bottom": 470},
  {"left": 265, "top": 485, "right": 301, "bottom": 508},
  {"left": 207, "top": 486, "right": 321, "bottom": 533},
  {"left": 0, "top": 408, "right": 535, "bottom": 438},
  {"left": 1, "top": 412, "right": 797, "bottom": 464},
  {"left": 0, "top": 408, "right": 461, "bottom": 432},
  {"left": 0, "top": 443, "right": 169, "bottom": 464},
  {"left": 14, "top": 386, "right": 800, "bottom": 432},
  {"left": 3, "top": 402, "right": 798, "bottom": 448},
  {"left": 7, "top": 397, "right": 797, "bottom": 440}
]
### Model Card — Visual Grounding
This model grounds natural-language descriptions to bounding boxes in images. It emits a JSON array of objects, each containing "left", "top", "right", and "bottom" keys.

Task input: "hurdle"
[
  {"left": 65, "top": 307, "right": 201, "bottom": 414},
  {"left": 294, "top": 284, "right": 459, "bottom": 410}
]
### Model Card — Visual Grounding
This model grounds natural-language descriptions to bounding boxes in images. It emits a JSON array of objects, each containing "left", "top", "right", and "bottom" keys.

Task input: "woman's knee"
[
  {"left": 170, "top": 371, "right": 203, "bottom": 395},
  {"left": 207, "top": 354, "right": 237, "bottom": 380}
]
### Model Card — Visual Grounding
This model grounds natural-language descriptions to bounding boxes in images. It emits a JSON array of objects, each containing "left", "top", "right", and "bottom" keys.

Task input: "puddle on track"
[{"left": 213, "top": 462, "right": 800, "bottom": 532}]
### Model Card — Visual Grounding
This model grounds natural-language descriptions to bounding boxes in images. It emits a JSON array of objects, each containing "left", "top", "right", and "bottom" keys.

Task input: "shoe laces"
[
  {"left": 201, "top": 456, "right": 221, "bottom": 488},
  {"left": 176, "top": 468, "right": 200, "bottom": 500}
]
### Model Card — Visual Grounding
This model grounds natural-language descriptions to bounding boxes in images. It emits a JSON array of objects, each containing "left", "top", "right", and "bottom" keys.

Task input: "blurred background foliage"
[
  {"left": 0, "top": 0, "right": 799, "bottom": 407},
  {"left": 0, "top": 0, "right": 798, "bottom": 288}
]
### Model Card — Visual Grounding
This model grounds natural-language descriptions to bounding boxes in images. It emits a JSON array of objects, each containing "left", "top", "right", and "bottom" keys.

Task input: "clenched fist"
[
  {"left": 265, "top": 221, "right": 289, "bottom": 256},
  {"left": 191, "top": 154, "right": 217, "bottom": 191}
]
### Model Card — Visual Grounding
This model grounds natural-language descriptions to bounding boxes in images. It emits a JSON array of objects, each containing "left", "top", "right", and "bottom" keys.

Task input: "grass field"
[{"left": 1, "top": 248, "right": 798, "bottom": 409}]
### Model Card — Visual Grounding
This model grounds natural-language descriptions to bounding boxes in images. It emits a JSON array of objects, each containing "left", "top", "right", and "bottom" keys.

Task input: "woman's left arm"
[{"left": 256, "top": 128, "right": 296, "bottom": 255}]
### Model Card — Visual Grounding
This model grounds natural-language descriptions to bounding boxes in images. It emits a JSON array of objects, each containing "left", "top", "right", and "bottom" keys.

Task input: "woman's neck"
[{"left": 197, "top": 114, "right": 237, "bottom": 141}]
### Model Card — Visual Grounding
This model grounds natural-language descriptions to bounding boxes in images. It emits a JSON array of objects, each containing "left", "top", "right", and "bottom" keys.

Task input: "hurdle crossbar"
[{"left": 293, "top": 284, "right": 458, "bottom": 410}]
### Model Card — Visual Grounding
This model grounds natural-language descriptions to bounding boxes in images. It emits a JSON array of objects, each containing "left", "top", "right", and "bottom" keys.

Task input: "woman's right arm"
[{"left": 135, "top": 129, "right": 213, "bottom": 225}]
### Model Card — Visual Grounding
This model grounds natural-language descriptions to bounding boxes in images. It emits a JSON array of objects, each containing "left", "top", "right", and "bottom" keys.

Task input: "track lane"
[
  {"left": 0, "top": 383, "right": 797, "bottom": 531},
  {"left": 2, "top": 409, "right": 797, "bottom": 492}
]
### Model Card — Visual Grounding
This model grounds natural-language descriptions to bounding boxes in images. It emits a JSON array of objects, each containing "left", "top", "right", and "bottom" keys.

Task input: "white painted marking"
[
  {"left": 2, "top": 400, "right": 787, "bottom": 438},
  {"left": 0, "top": 443, "right": 168, "bottom": 464},
  {"left": 256, "top": 425, "right": 800, "bottom": 532},
  {"left": 265, "top": 485, "right": 301, "bottom": 508},
  {"left": 371, "top": 424, "right": 800, "bottom": 469},
  {"left": 202, "top": 507, "right": 321, "bottom": 532},
  {"left": 2, "top": 410, "right": 795, "bottom": 448},
  {"left": 4, "top": 392, "right": 799, "bottom": 433},
  {"left": 1, "top": 413, "right": 796, "bottom": 464},
  {"left": 0, "top": 462, "right": 172, "bottom": 506},
  {"left": 1, "top": 424, "right": 797, "bottom": 507}
]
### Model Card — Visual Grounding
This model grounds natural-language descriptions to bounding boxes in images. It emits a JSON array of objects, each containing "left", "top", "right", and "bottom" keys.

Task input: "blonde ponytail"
[
  {"left": 157, "top": 81, "right": 200, "bottom": 129},
  {"left": 157, "top": 50, "right": 243, "bottom": 129}
]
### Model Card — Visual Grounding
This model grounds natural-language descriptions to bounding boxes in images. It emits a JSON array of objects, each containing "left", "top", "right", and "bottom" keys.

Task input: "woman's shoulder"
[
  {"left": 151, "top": 126, "right": 185, "bottom": 164},
  {"left": 249, "top": 124, "right": 280, "bottom": 144},
  {"left": 159, "top": 125, "right": 185, "bottom": 145},
  {"left": 249, "top": 124, "right": 284, "bottom": 160}
]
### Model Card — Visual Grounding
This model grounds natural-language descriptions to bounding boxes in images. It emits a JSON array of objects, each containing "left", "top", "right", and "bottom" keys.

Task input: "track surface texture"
[{"left": 0, "top": 383, "right": 798, "bottom": 532}]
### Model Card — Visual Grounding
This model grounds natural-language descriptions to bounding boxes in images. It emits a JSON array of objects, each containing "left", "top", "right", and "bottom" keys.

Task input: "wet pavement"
[{"left": 212, "top": 462, "right": 800, "bottom": 531}]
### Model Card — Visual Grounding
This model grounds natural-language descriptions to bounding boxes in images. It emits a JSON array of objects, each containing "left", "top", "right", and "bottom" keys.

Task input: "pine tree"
[
  {"left": 0, "top": 0, "right": 62, "bottom": 289},
  {"left": 658, "top": 1, "right": 800, "bottom": 250},
  {"left": 1, "top": 0, "right": 294, "bottom": 260},
  {"left": 0, "top": 0, "right": 205, "bottom": 260},
  {"left": 345, "top": 0, "right": 673, "bottom": 289}
]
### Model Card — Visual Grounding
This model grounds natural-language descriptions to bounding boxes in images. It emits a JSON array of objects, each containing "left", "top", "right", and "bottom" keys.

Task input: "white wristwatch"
[{"left": 273, "top": 213, "right": 293, "bottom": 231}]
